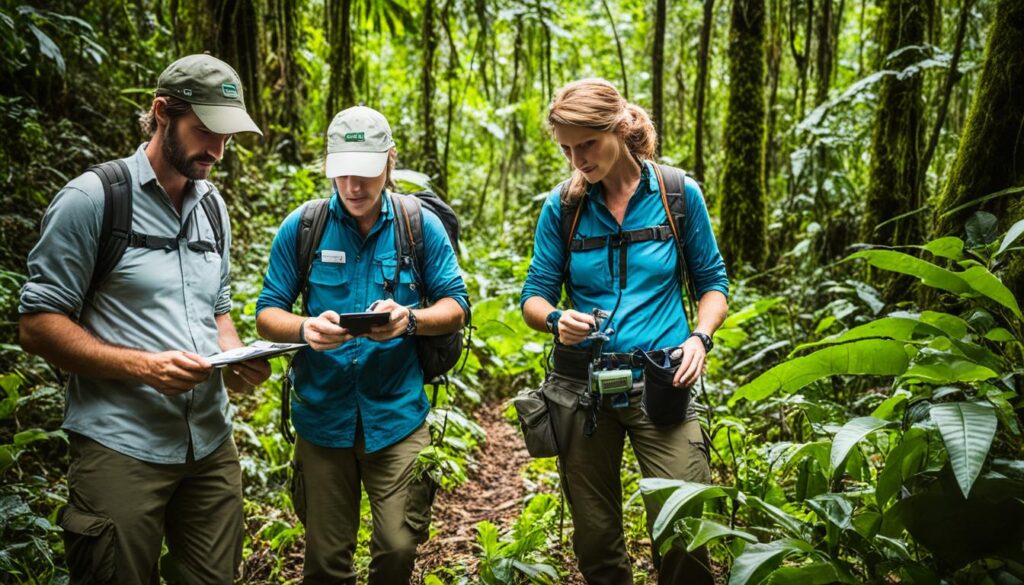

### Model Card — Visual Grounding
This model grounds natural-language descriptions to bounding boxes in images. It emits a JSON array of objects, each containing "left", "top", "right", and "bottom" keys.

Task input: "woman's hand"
[
  {"left": 557, "top": 310, "right": 597, "bottom": 346},
  {"left": 672, "top": 335, "right": 707, "bottom": 388}
]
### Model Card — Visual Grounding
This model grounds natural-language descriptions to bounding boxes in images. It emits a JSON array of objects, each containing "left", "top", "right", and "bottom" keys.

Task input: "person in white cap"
[
  {"left": 18, "top": 54, "right": 269, "bottom": 583},
  {"left": 255, "top": 106, "right": 469, "bottom": 584}
]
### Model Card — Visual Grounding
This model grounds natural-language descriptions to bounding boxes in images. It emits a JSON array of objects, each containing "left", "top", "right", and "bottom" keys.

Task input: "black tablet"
[{"left": 338, "top": 311, "right": 390, "bottom": 334}]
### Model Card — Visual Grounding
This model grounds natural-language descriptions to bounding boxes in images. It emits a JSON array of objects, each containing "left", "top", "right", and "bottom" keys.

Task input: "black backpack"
[
  {"left": 559, "top": 163, "right": 698, "bottom": 314},
  {"left": 293, "top": 191, "right": 469, "bottom": 382},
  {"left": 86, "top": 160, "right": 224, "bottom": 300}
]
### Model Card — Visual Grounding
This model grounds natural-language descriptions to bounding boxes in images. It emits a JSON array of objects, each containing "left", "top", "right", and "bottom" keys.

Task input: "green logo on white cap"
[
  {"left": 221, "top": 83, "right": 239, "bottom": 98},
  {"left": 344, "top": 132, "right": 365, "bottom": 142}
]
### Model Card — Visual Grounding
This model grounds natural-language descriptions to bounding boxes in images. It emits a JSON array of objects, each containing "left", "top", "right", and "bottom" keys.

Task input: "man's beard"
[{"left": 162, "top": 119, "right": 216, "bottom": 180}]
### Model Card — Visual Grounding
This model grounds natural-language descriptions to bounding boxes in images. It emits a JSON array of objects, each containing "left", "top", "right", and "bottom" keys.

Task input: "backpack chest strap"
[{"left": 567, "top": 224, "right": 674, "bottom": 251}]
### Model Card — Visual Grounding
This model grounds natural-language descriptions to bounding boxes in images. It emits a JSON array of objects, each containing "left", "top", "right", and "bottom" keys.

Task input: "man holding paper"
[{"left": 17, "top": 54, "right": 270, "bottom": 583}]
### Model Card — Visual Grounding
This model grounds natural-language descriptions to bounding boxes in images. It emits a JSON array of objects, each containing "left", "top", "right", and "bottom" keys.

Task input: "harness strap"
[{"left": 567, "top": 225, "right": 674, "bottom": 251}]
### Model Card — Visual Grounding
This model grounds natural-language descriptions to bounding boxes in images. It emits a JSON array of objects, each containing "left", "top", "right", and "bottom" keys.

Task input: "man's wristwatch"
[
  {"left": 545, "top": 310, "right": 563, "bottom": 341},
  {"left": 403, "top": 309, "right": 418, "bottom": 337},
  {"left": 690, "top": 331, "right": 713, "bottom": 353}
]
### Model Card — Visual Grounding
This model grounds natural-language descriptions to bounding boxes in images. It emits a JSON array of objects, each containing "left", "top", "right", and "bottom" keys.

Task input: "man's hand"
[
  {"left": 672, "top": 335, "right": 707, "bottom": 388},
  {"left": 228, "top": 358, "right": 272, "bottom": 388},
  {"left": 557, "top": 309, "right": 597, "bottom": 346},
  {"left": 304, "top": 311, "right": 355, "bottom": 351},
  {"left": 365, "top": 299, "right": 410, "bottom": 341},
  {"left": 141, "top": 351, "right": 213, "bottom": 395}
]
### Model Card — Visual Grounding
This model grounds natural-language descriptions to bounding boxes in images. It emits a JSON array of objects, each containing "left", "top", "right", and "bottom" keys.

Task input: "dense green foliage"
[{"left": 1, "top": 0, "right": 1022, "bottom": 583}]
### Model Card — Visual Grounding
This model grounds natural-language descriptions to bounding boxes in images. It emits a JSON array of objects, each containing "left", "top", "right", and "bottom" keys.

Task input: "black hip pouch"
[{"left": 638, "top": 350, "right": 690, "bottom": 425}]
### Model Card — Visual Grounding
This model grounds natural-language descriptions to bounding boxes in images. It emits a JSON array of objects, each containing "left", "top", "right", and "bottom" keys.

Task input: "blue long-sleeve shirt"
[
  {"left": 257, "top": 193, "right": 469, "bottom": 452},
  {"left": 521, "top": 162, "right": 728, "bottom": 353}
]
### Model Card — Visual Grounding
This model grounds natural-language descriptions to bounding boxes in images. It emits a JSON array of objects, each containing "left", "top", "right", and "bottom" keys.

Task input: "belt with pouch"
[{"left": 552, "top": 344, "right": 679, "bottom": 382}]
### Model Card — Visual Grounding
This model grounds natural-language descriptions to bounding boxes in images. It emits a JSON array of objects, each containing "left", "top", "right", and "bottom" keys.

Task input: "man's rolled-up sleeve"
[{"left": 19, "top": 186, "right": 103, "bottom": 316}]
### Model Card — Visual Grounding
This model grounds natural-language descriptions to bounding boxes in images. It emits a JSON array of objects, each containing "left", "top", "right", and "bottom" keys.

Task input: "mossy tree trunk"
[
  {"left": 719, "top": 0, "right": 767, "bottom": 273},
  {"left": 326, "top": 0, "right": 355, "bottom": 123},
  {"left": 860, "top": 0, "right": 925, "bottom": 246},
  {"left": 420, "top": 0, "right": 445, "bottom": 196},
  {"left": 652, "top": 0, "right": 666, "bottom": 152},
  {"left": 693, "top": 0, "right": 715, "bottom": 182},
  {"left": 268, "top": 0, "right": 303, "bottom": 164},
  {"left": 933, "top": 0, "right": 1024, "bottom": 298}
]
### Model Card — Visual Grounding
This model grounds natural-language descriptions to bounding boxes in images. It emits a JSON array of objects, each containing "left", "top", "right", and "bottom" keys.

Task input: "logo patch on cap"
[
  {"left": 221, "top": 83, "right": 239, "bottom": 98},
  {"left": 344, "top": 132, "right": 365, "bottom": 142}
]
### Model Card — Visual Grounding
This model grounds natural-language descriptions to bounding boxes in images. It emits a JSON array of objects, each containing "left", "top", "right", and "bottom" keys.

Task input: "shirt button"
[
  {"left": 356, "top": 255, "right": 361, "bottom": 262},
  {"left": 351, "top": 359, "right": 358, "bottom": 365}
]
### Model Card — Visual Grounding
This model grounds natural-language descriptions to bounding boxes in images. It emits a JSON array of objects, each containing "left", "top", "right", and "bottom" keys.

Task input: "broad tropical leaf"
[
  {"left": 730, "top": 340, "right": 910, "bottom": 406},
  {"left": 728, "top": 539, "right": 813, "bottom": 585},
  {"left": 674, "top": 517, "right": 757, "bottom": 552},
  {"left": 876, "top": 426, "right": 929, "bottom": 508},
  {"left": 639, "top": 480, "right": 735, "bottom": 543},
  {"left": 958, "top": 266, "right": 1022, "bottom": 317},
  {"left": 920, "top": 236, "right": 964, "bottom": 260},
  {"left": 765, "top": 561, "right": 854, "bottom": 584},
  {"left": 995, "top": 218, "right": 1024, "bottom": 257},
  {"left": 830, "top": 417, "right": 893, "bottom": 473},
  {"left": 929, "top": 402, "right": 998, "bottom": 498},
  {"left": 846, "top": 250, "right": 971, "bottom": 295}
]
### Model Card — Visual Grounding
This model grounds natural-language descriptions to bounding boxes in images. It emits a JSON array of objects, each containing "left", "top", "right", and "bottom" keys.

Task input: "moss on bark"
[
  {"left": 720, "top": 0, "right": 768, "bottom": 273},
  {"left": 860, "top": 0, "right": 925, "bottom": 247},
  {"left": 933, "top": 0, "right": 1024, "bottom": 298}
]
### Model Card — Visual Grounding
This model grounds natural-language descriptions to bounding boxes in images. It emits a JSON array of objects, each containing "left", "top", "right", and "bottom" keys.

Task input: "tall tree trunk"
[
  {"left": 326, "top": 0, "right": 355, "bottom": 122},
  {"left": 764, "top": 0, "right": 782, "bottom": 190},
  {"left": 693, "top": 0, "right": 715, "bottom": 181},
  {"left": 789, "top": 0, "right": 813, "bottom": 120},
  {"left": 933, "top": 0, "right": 1024, "bottom": 298},
  {"left": 814, "top": 0, "right": 833, "bottom": 106},
  {"left": 720, "top": 0, "right": 768, "bottom": 272},
  {"left": 269, "top": 0, "right": 303, "bottom": 163},
  {"left": 652, "top": 0, "right": 667, "bottom": 152},
  {"left": 919, "top": 0, "right": 973, "bottom": 187},
  {"left": 602, "top": 0, "right": 629, "bottom": 99},
  {"left": 861, "top": 0, "right": 926, "bottom": 246},
  {"left": 420, "top": 0, "right": 444, "bottom": 195}
]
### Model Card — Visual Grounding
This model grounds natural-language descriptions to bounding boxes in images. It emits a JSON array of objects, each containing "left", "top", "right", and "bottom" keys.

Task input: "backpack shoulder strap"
[
  {"left": 558, "top": 182, "right": 586, "bottom": 285},
  {"left": 296, "top": 198, "right": 331, "bottom": 315},
  {"left": 390, "top": 193, "right": 426, "bottom": 288},
  {"left": 653, "top": 163, "right": 698, "bottom": 320},
  {"left": 87, "top": 160, "right": 132, "bottom": 298},
  {"left": 198, "top": 190, "right": 225, "bottom": 254}
]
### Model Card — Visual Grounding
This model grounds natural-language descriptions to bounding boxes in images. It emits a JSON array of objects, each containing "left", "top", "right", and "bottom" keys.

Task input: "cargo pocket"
[
  {"left": 512, "top": 388, "right": 558, "bottom": 458},
  {"left": 58, "top": 504, "right": 116, "bottom": 584},
  {"left": 404, "top": 470, "right": 439, "bottom": 544},
  {"left": 290, "top": 461, "right": 307, "bottom": 524}
]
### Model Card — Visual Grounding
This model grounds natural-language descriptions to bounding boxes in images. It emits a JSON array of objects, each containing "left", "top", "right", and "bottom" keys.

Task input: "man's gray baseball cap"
[
  {"left": 156, "top": 54, "right": 262, "bottom": 136},
  {"left": 325, "top": 106, "right": 396, "bottom": 178}
]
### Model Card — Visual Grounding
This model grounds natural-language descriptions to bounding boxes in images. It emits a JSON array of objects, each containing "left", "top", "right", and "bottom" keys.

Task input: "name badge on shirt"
[{"left": 321, "top": 250, "right": 346, "bottom": 264}]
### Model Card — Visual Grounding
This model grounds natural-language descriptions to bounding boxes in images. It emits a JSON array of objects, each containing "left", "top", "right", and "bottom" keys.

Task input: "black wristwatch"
[
  {"left": 690, "top": 331, "right": 713, "bottom": 353},
  {"left": 403, "top": 309, "right": 418, "bottom": 337},
  {"left": 545, "top": 310, "right": 563, "bottom": 341}
]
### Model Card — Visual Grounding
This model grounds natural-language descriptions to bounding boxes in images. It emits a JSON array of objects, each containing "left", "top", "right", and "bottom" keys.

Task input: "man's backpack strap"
[
  {"left": 198, "top": 192, "right": 225, "bottom": 255},
  {"left": 558, "top": 181, "right": 586, "bottom": 293},
  {"left": 296, "top": 198, "right": 331, "bottom": 315},
  {"left": 388, "top": 193, "right": 427, "bottom": 294},
  {"left": 87, "top": 160, "right": 133, "bottom": 298}
]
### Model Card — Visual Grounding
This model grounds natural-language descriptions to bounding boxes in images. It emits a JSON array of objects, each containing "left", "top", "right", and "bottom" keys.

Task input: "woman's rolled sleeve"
[
  {"left": 681, "top": 179, "right": 729, "bottom": 299},
  {"left": 520, "top": 190, "right": 566, "bottom": 309}
]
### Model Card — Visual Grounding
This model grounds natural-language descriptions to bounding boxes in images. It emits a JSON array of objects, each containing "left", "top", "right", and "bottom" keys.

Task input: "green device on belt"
[{"left": 593, "top": 369, "right": 633, "bottom": 394}]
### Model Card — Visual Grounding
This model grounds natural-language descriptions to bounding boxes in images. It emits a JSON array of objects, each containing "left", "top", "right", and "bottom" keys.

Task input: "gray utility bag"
[{"left": 513, "top": 374, "right": 588, "bottom": 459}]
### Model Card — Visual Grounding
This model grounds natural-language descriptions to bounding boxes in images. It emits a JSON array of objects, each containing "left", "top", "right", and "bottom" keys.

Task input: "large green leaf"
[
  {"left": 902, "top": 352, "right": 998, "bottom": 384},
  {"left": 876, "top": 426, "right": 929, "bottom": 508},
  {"left": 929, "top": 402, "right": 998, "bottom": 498},
  {"left": 730, "top": 340, "right": 910, "bottom": 406},
  {"left": 675, "top": 517, "right": 757, "bottom": 553},
  {"left": 959, "top": 265, "right": 1022, "bottom": 318},
  {"left": 919, "top": 236, "right": 964, "bottom": 260},
  {"left": 740, "top": 494, "right": 810, "bottom": 540},
  {"left": 830, "top": 416, "right": 893, "bottom": 473},
  {"left": 765, "top": 561, "right": 854, "bottom": 584},
  {"left": 995, "top": 218, "right": 1024, "bottom": 257},
  {"left": 639, "top": 480, "right": 735, "bottom": 543},
  {"left": 792, "top": 317, "right": 945, "bottom": 354},
  {"left": 12, "top": 428, "right": 66, "bottom": 447},
  {"left": 728, "top": 539, "right": 813, "bottom": 585},
  {"left": 846, "top": 250, "right": 971, "bottom": 295}
]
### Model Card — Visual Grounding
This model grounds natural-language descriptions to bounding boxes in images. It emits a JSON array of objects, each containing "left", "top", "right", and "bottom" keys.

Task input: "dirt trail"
[{"left": 415, "top": 400, "right": 585, "bottom": 583}]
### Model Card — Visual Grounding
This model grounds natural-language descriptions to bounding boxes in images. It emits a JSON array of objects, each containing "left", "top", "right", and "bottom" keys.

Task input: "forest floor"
[{"left": 416, "top": 400, "right": 587, "bottom": 584}]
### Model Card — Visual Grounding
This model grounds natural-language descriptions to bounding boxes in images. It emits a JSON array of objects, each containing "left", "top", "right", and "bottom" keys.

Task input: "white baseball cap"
[{"left": 325, "top": 106, "right": 396, "bottom": 178}]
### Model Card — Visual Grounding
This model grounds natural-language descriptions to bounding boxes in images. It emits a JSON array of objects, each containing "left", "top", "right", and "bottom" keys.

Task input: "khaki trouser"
[
  {"left": 291, "top": 422, "right": 435, "bottom": 585},
  {"left": 60, "top": 433, "right": 244, "bottom": 585},
  {"left": 544, "top": 374, "right": 714, "bottom": 585}
]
